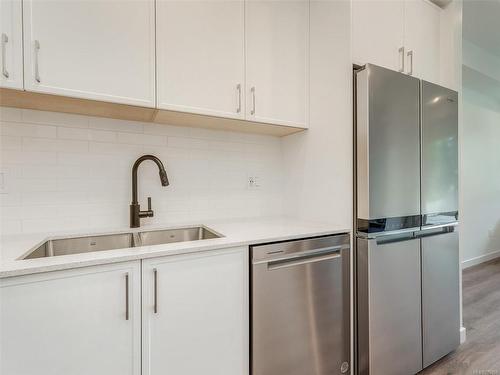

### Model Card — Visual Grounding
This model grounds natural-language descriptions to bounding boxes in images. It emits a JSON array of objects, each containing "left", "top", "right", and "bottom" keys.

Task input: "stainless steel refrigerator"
[{"left": 355, "top": 64, "right": 460, "bottom": 375}]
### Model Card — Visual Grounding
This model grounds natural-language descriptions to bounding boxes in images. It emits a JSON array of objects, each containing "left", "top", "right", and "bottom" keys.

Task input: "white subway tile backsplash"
[
  {"left": 117, "top": 132, "right": 167, "bottom": 146},
  {"left": 1, "top": 220, "right": 22, "bottom": 235},
  {"left": 22, "top": 137, "right": 58, "bottom": 152},
  {"left": 88, "top": 129, "right": 117, "bottom": 143},
  {"left": 0, "top": 107, "right": 22, "bottom": 122},
  {"left": 22, "top": 138, "right": 89, "bottom": 153},
  {"left": 144, "top": 123, "right": 191, "bottom": 137},
  {"left": 57, "top": 127, "right": 90, "bottom": 140},
  {"left": 22, "top": 109, "right": 89, "bottom": 128},
  {"left": 2, "top": 150, "right": 57, "bottom": 165},
  {"left": 19, "top": 178, "right": 58, "bottom": 192},
  {"left": 88, "top": 141, "right": 143, "bottom": 155},
  {"left": 1, "top": 136, "right": 22, "bottom": 150},
  {"left": 167, "top": 136, "right": 209, "bottom": 150},
  {"left": 1, "top": 108, "right": 284, "bottom": 235},
  {"left": 89, "top": 116, "right": 144, "bottom": 133},
  {"left": 56, "top": 139, "right": 89, "bottom": 153},
  {"left": 22, "top": 217, "right": 89, "bottom": 234},
  {"left": 0, "top": 192, "right": 21, "bottom": 207},
  {"left": 1, "top": 122, "right": 57, "bottom": 138}
]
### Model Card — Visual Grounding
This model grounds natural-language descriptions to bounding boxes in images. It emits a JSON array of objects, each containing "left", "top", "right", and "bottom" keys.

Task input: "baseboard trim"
[
  {"left": 462, "top": 249, "right": 500, "bottom": 269},
  {"left": 460, "top": 326, "right": 466, "bottom": 344}
]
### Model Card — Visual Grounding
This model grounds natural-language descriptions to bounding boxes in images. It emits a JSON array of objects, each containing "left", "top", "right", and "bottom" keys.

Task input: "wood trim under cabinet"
[
  {"left": 0, "top": 88, "right": 306, "bottom": 137},
  {"left": 0, "top": 88, "right": 157, "bottom": 122}
]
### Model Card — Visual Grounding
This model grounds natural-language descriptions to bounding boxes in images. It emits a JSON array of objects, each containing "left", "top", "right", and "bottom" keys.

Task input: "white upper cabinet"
[
  {"left": 404, "top": 0, "right": 441, "bottom": 83},
  {"left": 352, "top": 0, "right": 444, "bottom": 85},
  {"left": 0, "top": 0, "right": 23, "bottom": 90},
  {"left": 156, "top": 0, "right": 245, "bottom": 119},
  {"left": 352, "top": 0, "right": 405, "bottom": 72},
  {"left": 0, "top": 262, "right": 141, "bottom": 375},
  {"left": 245, "top": 0, "right": 309, "bottom": 128},
  {"left": 142, "top": 247, "right": 249, "bottom": 375},
  {"left": 22, "top": 0, "right": 155, "bottom": 107}
]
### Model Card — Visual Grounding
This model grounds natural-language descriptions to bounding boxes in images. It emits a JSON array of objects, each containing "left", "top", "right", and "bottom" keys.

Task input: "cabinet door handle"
[
  {"left": 407, "top": 50, "right": 413, "bottom": 76},
  {"left": 398, "top": 46, "right": 405, "bottom": 73},
  {"left": 125, "top": 273, "right": 130, "bottom": 320},
  {"left": 153, "top": 268, "right": 158, "bottom": 314},
  {"left": 236, "top": 84, "right": 242, "bottom": 113},
  {"left": 34, "top": 40, "right": 41, "bottom": 83},
  {"left": 1, "top": 33, "right": 9, "bottom": 79},
  {"left": 250, "top": 86, "right": 256, "bottom": 115}
]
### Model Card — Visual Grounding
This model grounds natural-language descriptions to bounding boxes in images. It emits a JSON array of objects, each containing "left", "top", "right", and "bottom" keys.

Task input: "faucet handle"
[{"left": 148, "top": 197, "right": 152, "bottom": 211}]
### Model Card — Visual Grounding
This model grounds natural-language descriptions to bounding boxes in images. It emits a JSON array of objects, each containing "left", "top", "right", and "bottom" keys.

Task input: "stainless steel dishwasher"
[{"left": 251, "top": 234, "right": 351, "bottom": 375}]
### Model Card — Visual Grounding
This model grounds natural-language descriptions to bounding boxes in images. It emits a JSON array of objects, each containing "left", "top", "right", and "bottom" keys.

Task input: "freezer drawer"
[
  {"left": 421, "top": 229, "right": 460, "bottom": 367},
  {"left": 251, "top": 235, "right": 350, "bottom": 375},
  {"left": 356, "top": 64, "right": 421, "bottom": 222},
  {"left": 357, "top": 235, "right": 422, "bottom": 375},
  {"left": 421, "top": 81, "right": 459, "bottom": 225}
]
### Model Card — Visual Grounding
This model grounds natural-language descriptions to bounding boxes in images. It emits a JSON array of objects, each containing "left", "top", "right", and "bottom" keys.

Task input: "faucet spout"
[{"left": 130, "top": 155, "right": 169, "bottom": 228}]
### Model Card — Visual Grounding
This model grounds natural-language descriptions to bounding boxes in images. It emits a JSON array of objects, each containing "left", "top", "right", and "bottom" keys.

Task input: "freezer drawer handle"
[
  {"left": 416, "top": 225, "right": 455, "bottom": 238},
  {"left": 376, "top": 232, "right": 416, "bottom": 245},
  {"left": 267, "top": 248, "right": 341, "bottom": 270}
]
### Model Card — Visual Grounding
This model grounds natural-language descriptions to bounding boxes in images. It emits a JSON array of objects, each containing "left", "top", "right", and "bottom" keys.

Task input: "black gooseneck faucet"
[{"left": 130, "top": 155, "right": 169, "bottom": 228}]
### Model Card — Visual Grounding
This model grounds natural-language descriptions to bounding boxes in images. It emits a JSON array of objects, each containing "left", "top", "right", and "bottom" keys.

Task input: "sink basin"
[
  {"left": 22, "top": 226, "right": 222, "bottom": 259},
  {"left": 23, "top": 233, "right": 136, "bottom": 259},
  {"left": 138, "top": 226, "right": 221, "bottom": 246}
]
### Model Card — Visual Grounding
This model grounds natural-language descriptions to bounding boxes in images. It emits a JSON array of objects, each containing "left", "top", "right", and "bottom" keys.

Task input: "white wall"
[
  {"left": 0, "top": 107, "right": 284, "bottom": 235},
  {"left": 461, "top": 87, "right": 500, "bottom": 267},
  {"left": 460, "top": 29, "right": 500, "bottom": 266},
  {"left": 282, "top": 0, "right": 352, "bottom": 228}
]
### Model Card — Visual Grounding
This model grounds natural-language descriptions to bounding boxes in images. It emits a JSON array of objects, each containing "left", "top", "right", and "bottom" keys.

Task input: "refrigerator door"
[
  {"left": 357, "top": 235, "right": 422, "bottom": 375},
  {"left": 421, "top": 227, "right": 460, "bottom": 367},
  {"left": 421, "top": 81, "right": 459, "bottom": 226},
  {"left": 356, "top": 64, "right": 421, "bottom": 228}
]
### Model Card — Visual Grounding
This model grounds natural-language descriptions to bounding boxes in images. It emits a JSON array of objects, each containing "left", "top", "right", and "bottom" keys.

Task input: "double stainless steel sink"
[{"left": 23, "top": 226, "right": 222, "bottom": 260}]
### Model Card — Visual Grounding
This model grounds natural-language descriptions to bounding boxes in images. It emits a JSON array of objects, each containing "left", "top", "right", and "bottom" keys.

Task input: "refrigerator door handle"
[
  {"left": 375, "top": 232, "right": 417, "bottom": 245},
  {"left": 416, "top": 224, "right": 457, "bottom": 239}
]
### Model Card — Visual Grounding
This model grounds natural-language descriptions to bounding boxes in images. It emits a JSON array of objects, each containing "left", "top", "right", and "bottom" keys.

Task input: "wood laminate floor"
[{"left": 420, "top": 258, "right": 500, "bottom": 375}]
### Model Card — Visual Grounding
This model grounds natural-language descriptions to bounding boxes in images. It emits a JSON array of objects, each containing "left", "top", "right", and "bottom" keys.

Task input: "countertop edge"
[{"left": 0, "top": 227, "right": 351, "bottom": 279}]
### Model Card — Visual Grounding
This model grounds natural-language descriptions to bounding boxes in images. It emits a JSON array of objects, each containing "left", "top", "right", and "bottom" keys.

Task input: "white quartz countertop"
[{"left": 0, "top": 217, "right": 350, "bottom": 278}]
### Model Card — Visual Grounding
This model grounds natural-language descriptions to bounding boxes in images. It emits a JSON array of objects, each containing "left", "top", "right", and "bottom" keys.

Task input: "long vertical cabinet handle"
[
  {"left": 153, "top": 268, "right": 158, "bottom": 314},
  {"left": 407, "top": 50, "right": 413, "bottom": 76},
  {"left": 236, "top": 84, "right": 242, "bottom": 113},
  {"left": 34, "top": 40, "right": 41, "bottom": 83},
  {"left": 398, "top": 47, "right": 405, "bottom": 73},
  {"left": 125, "top": 273, "right": 130, "bottom": 320},
  {"left": 250, "top": 86, "right": 256, "bottom": 115},
  {"left": 1, "top": 33, "right": 9, "bottom": 78}
]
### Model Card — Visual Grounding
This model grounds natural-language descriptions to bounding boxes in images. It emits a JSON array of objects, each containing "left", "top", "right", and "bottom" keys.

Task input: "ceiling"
[{"left": 464, "top": 0, "right": 500, "bottom": 57}]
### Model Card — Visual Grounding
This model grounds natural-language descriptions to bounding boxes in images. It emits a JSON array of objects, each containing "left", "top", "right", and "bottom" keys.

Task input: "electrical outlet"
[{"left": 248, "top": 176, "right": 260, "bottom": 189}]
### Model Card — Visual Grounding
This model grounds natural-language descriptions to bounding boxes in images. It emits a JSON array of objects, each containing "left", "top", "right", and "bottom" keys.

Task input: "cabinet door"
[
  {"left": 352, "top": 0, "right": 405, "bottom": 71},
  {"left": 156, "top": 0, "right": 245, "bottom": 119},
  {"left": 142, "top": 247, "right": 249, "bottom": 375},
  {"left": 245, "top": 0, "right": 309, "bottom": 128},
  {"left": 0, "top": 262, "right": 141, "bottom": 375},
  {"left": 22, "top": 0, "right": 155, "bottom": 107},
  {"left": 0, "top": 0, "right": 23, "bottom": 90},
  {"left": 404, "top": 0, "right": 441, "bottom": 83}
]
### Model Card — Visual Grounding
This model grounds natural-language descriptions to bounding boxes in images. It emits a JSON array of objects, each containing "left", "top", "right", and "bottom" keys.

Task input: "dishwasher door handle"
[{"left": 267, "top": 248, "right": 341, "bottom": 270}]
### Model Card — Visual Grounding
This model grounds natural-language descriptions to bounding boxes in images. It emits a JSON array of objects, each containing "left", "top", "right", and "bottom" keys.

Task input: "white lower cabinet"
[
  {"left": 0, "top": 261, "right": 141, "bottom": 375},
  {"left": 0, "top": 247, "right": 249, "bottom": 375},
  {"left": 142, "top": 246, "right": 249, "bottom": 375}
]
